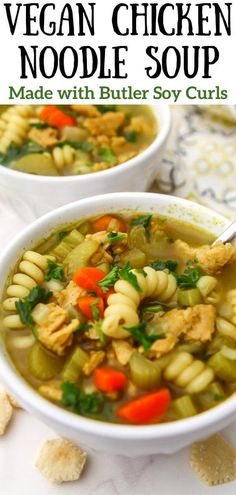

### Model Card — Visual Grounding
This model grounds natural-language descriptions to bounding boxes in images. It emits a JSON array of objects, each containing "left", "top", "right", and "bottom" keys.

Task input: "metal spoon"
[{"left": 213, "top": 220, "right": 236, "bottom": 245}]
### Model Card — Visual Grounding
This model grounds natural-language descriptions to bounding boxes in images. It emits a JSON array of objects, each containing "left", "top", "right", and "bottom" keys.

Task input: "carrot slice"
[
  {"left": 47, "top": 110, "right": 76, "bottom": 129},
  {"left": 94, "top": 368, "right": 128, "bottom": 393},
  {"left": 78, "top": 296, "right": 104, "bottom": 319},
  {"left": 117, "top": 388, "right": 171, "bottom": 424},
  {"left": 73, "top": 267, "right": 106, "bottom": 297},
  {"left": 92, "top": 215, "right": 127, "bottom": 233},
  {"left": 39, "top": 105, "right": 58, "bottom": 121},
  {"left": 40, "top": 106, "right": 76, "bottom": 128}
]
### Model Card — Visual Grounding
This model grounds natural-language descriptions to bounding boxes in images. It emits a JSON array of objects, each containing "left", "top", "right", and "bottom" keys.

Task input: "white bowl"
[
  {"left": 0, "top": 106, "right": 171, "bottom": 217},
  {"left": 0, "top": 192, "right": 234, "bottom": 457}
]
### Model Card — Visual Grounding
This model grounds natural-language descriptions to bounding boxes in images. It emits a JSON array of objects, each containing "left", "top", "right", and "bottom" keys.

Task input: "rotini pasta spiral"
[
  {"left": 2, "top": 106, "right": 34, "bottom": 120},
  {"left": 140, "top": 267, "right": 177, "bottom": 302},
  {"left": 51, "top": 145, "right": 75, "bottom": 170},
  {"left": 216, "top": 317, "right": 236, "bottom": 340},
  {"left": 3, "top": 251, "right": 54, "bottom": 329},
  {"left": 215, "top": 289, "right": 236, "bottom": 340},
  {"left": 102, "top": 285, "right": 140, "bottom": 338},
  {"left": 102, "top": 266, "right": 177, "bottom": 338},
  {"left": 0, "top": 105, "right": 34, "bottom": 153},
  {"left": 163, "top": 351, "right": 214, "bottom": 393}
]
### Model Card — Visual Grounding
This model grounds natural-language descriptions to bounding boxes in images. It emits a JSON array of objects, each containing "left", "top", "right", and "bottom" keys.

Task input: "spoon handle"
[{"left": 213, "top": 220, "right": 236, "bottom": 245}]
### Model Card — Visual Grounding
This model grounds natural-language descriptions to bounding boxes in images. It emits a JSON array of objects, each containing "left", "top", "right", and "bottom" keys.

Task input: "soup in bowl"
[
  {"left": 0, "top": 106, "right": 171, "bottom": 216},
  {"left": 0, "top": 105, "right": 157, "bottom": 176},
  {"left": 0, "top": 193, "right": 235, "bottom": 456}
]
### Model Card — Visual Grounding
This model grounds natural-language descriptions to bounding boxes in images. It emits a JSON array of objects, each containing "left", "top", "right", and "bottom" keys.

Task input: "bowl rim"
[
  {"left": 0, "top": 105, "right": 171, "bottom": 183},
  {"left": 0, "top": 191, "right": 235, "bottom": 441}
]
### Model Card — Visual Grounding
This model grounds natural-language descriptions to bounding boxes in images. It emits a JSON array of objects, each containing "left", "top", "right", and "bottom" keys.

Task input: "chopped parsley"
[
  {"left": 213, "top": 394, "right": 224, "bottom": 402},
  {"left": 125, "top": 322, "right": 165, "bottom": 351},
  {"left": 44, "top": 259, "right": 65, "bottom": 282},
  {"left": 202, "top": 351, "right": 213, "bottom": 362},
  {"left": 98, "top": 266, "right": 119, "bottom": 293},
  {"left": 131, "top": 214, "right": 152, "bottom": 229},
  {"left": 15, "top": 287, "right": 52, "bottom": 332},
  {"left": 90, "top": 299, "right": 100, "bottom": 321},
  {"left": 0, "top": 146, "right": 21, "bottom": 167},
  {"left": 97, "top": 105, "right": 116, "bottom": 113},
  {"left": 61, "top": 382, "right": 104, "bottom": 415},
  {"left": 176, "top": 260, "right": 202, "bottom": 289},
  {"left": 142, "top": 304, "right": 163, "bottom": 314},
  {"left": 30, "top": 122, "right": 50, "bottom": 130},
  {"left": 124, "top": 130, "right": 138, "bottom": 143},
  {"left": 57, "top": 105, "right": 78, "bottom": 117},
  {"left": 0, "top": 141, "right": 45, "bottom": 167},
  {"left": 54, "top": 140, "right": 93, "bottom": 152},
  {"left": 74, "top": 322, "right": 92, "bottom": 335},
  {"left": 119, "top": 263, "right": 141, "bottom": 292},
  {"left": 55, "top": 231, "right": 67, "bottom": 242},
  {"left": 98, "top": 147, "right": 116, "bottom": 163},
  {"left": 150, "top": 259, "right": 178, "bottom": 272},
  {"left": 107, "top": 232, "right": 126, "bottom": 243},
  {"left": 98, "top": 263, "right": 142, "bottom": 293},
  {"left": 136, "top": 268, "right": 147, "bottom": 277},
  {"left": 150, "top": 259, "right": 201, "bottom": 288},
  {"left": 96, "top": 321, "right": 106, "bottom": 343}
]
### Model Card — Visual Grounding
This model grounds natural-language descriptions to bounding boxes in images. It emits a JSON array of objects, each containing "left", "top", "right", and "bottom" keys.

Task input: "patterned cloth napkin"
[{"left": 152, "top": 105, "right": 236, "bottom": 219}]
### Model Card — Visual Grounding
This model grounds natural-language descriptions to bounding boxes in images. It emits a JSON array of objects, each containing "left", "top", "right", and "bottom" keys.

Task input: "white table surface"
[{"left": 1, "top": 191, "right": 236, "bottom": 495}]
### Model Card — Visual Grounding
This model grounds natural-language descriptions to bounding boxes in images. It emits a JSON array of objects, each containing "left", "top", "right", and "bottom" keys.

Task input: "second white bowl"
[{"left": 0, "top": 106, "right": 171, "bottom": 217}]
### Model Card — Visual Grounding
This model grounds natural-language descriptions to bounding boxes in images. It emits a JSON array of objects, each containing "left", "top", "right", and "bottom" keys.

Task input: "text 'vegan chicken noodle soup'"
[
  {"left": 1, "top": 213, "right": 236, "bottom": 425},
  {"left": 0, "top": 105, "right": 157, "bottom": 176}
]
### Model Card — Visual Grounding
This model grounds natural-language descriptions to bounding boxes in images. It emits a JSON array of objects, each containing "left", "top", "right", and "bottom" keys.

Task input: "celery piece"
[
  {"left": 120, "top": 247, "right": 147, "bottom": 269},
  {"left": 208, "top": 334, "right": 236, "bottom": 354},
  {"left": 178, "top": 288, "right": 202, "bottom": 307},
  {"left": 129, "top": 351, "right": 161, "bottom": 390},
  {"left": 78, "top": 221, "right": 92, "bottom": 235},
  {"left": 64, "top": 239, "right": 99, "bottom": 276},
  {"left": 196, "top": 381, "right": 225, "bottom": 409},
  {"left": 52, "top": 229, "right": 84, "bottom": 259},
  {"left": 172, "top": 395, "right": 197, "bottom": 418},
  {"left": 62, "top": 347, "right": 89, "bottom": 383},
  {"left": 28, "top": 343, "right": 64, "bottom": 380},
  {"left": 128, "top": 226, "right": 148, "bottom": 251},
  {"left": 177, "top": 341, "right": 204, "bottom": 354},
  {"left": 142, "top": 304, "right": 163, "bottom": 315},
  {"left": 145, "top": 230, "right": 170, "bottom": 258},
  {"left": 208, "top": 352, "right": 236, "bottom": 382}
]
